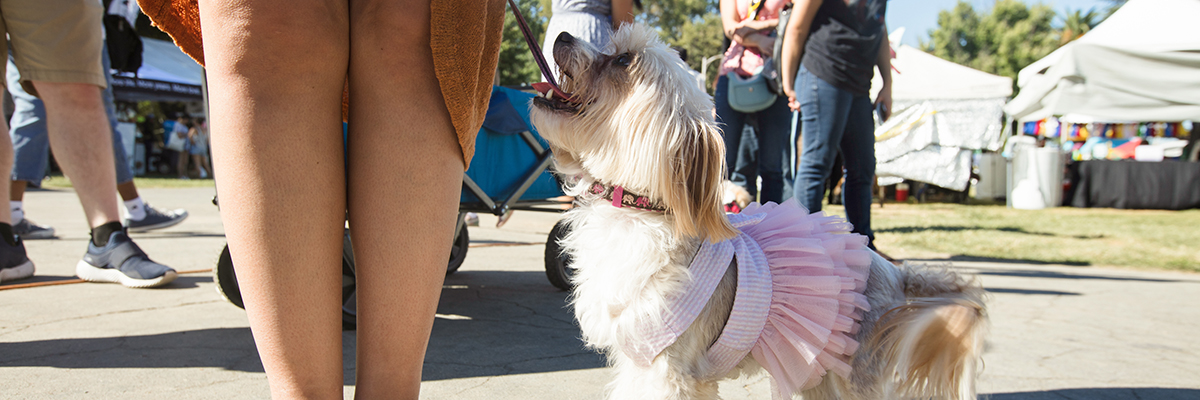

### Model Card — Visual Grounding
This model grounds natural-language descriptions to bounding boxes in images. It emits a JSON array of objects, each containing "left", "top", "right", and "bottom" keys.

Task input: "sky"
[{"left": 886, "top": 0, "right": 1114, "bottom": 48}]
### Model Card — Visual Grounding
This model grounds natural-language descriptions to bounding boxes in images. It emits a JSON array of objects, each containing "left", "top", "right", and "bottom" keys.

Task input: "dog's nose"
[{"left": 554, "top": 32, "right": 576, "bottom": 51}]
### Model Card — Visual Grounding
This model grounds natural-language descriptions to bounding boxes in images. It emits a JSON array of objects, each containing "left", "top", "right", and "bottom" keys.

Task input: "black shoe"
[
  {"left": 76, "top": 231, "right": 177, "bottom": 288},
  {"left": 12, "top": 218, "right": 56, "bottom": 240},
  {"left": 0, "top": 237, "right": 35, "bottom": 283},
  {"left": 127, "top": 204, "right": 188, "bottom": 233}
]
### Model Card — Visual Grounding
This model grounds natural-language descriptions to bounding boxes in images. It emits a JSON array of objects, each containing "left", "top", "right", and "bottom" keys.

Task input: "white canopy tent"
[
  {"left": 1004, "top": 0, "right": 1200, "bottom": 123},
  {"left": 110, "top": 38, "right": 205, "bottom": 102},
  {"left": 869, "top": 36, "right": 1013, "bottom": 191}
]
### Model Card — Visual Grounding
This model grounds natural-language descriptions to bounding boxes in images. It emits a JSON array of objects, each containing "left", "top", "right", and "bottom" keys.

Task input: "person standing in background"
[
  {"left": 170, "top": 113, "right": 192, "bottom": 179},
  {"left": 541, "top": 0, "right": 639, "bottom": 81},
  {"left": 187, "top": 118, "right": 209, "bottom": 179},
  {"left": 6, "top": 42, "right": 189, "bottom": 240},
  {"left": 780, "top": 0, "right": 892, "bottom": 253},
  {"left": 715, "top": 0, "right": 794, "bottom": 203},
  {"left": 0, "top": 0, "right": 176, "bottom": 287}
]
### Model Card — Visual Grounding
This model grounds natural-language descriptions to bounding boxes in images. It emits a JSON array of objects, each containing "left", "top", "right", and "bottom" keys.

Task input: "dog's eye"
[{"left": 613, "top": 53, "right": 632, "bottom": 67}]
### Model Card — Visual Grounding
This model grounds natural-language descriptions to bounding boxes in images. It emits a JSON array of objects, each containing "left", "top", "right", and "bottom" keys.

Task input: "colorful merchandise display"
[{"left": 1022, "top": 118, "right": 1192, "bottom": 161}]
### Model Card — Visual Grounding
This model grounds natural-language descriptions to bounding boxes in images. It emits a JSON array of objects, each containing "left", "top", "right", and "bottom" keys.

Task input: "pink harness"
[{"left": 617, "top": 200, "right": 873, "bottom": 399}]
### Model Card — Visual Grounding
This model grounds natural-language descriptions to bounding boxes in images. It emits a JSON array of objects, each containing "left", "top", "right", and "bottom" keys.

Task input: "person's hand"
[
  {"left": 874, "top": 83, "right": 892, "bottom": 121},
  {"left": 785, "top": 86, "right": 798, "bottom": 112},
  {"left": 755, "top": 35, "right": 775, "bottom": 58},
  {"left": 733, "top": 25, "right": 757, "bottom": 39},
  {"left": 740, "top": 34, "right": 773, "bottom": 58}
]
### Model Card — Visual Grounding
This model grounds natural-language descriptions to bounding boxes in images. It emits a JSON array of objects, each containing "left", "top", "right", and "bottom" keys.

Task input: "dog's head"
[{"left": 530, "top": 24, "right": 736, "bottom": 241}]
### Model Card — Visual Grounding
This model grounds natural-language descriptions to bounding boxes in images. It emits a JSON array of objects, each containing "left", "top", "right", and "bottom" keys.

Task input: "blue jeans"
[
  {"left": 792, "top": 65, "right": 875, "bottom": 245},
  {"left": 8, "top": 44, "right": 133, "bottom": 185},
  {"left": 714, "top": 74, "right": 793, "bottom": 203}
]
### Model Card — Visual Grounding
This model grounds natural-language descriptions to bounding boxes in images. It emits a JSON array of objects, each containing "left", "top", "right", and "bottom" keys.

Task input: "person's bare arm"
[
  {"left": 612, "top": 0, "right": 636, "bottom": 28},
  {"left": 781, "top": 0, "right": 822, "bottom": 111},
  {"left": 721, "top": 0, "right": 776, "bottom": 54},
  {"left": 874, "top": 26, "right": 892, "bottom": 121},
  {"left": 721, "top": 0, "right": 741, "bottom": 39},
  {"left": 740, "top": 18, "right": 778, "bottom": 32}
]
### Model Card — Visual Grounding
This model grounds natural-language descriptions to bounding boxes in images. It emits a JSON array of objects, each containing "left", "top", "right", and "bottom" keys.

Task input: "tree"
[
  {"left": 496, "top": 0, "right": 551, "bottom": 86},
  {"left": 1059, "top": 7, "right": 1102, "bottom": 46},
  {"left": 1102, "top": 0, "right": 1128, "bottom": 18},
  {"left": 666, "top": 13, "right": 725, "bottom": 92},
  {"left": 495, "top": 0, "right": 726, "bottom": 92},
  {"left": 652, "top": 0, "right": 727, "bottom": 93},
  {"left": 922, "top": 0, "right": 1059, "bottom": 92}
]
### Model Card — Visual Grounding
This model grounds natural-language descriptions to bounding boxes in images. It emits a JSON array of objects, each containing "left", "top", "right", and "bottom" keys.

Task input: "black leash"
[{"left": 507, "top": 0, "right": 559, "bottom": 88}]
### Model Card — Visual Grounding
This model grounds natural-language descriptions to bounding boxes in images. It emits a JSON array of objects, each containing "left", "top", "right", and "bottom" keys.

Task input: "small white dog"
[{"left": 530, "top": 24, "right": 986, "bottom": 400}]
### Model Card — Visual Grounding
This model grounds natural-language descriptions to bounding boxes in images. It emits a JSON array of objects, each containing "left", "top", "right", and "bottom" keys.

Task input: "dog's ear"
[{"left": 663, "top": 121, "right": 738, "bottom": 241}]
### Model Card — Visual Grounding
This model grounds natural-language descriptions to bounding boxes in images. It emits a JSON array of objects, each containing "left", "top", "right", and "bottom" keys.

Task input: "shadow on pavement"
[
  {"left": 957, "top": 268, "right": 1187, "bottom": 283},
  {"left": 984, "top": 387, "right": 1200, "bottom": 399},
  {"left": 877, "top": 225, "right": 1106, "bottom": 240},
  {"left": 2, "top": 269, "right": 602, "bottom": 384},
  {"left": 947, "top": 255, "right": 1090, "bottom": 267},
  {"left": 984, "top": 287, "right": 1081, "bottom": 296},
  {"left": 0, "top": 327, "right": 265, "bottom": 373},
  {"left": 420, "top": 270, "right": 604, "bottom": 381},
  {"left": 130, "top": 232, "right": 228, "bottom": 239},
  {"left": 342, "top": 270, "right": 604, "bottom": 384},
  {"left": 0, "top": 275, "right": 78, "bottom": 288}
]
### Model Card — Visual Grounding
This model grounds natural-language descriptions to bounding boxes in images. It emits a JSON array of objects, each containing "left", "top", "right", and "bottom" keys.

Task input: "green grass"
[
  {"left": 40, "top": 175, "right": 215, "bottom": 189},
  {"left": 822, "top": 202, "right": 1200, "bottom": 273}
]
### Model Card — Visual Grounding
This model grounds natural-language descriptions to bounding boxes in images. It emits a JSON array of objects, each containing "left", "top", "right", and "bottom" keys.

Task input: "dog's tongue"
[{"left": 532, "top": 82, "right": 574, "bottom": 102}]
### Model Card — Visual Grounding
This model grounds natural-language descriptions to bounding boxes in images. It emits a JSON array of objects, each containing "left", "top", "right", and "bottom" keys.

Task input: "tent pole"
[{"left": 201, "top": 68, "right": 210, "bottom": 128}]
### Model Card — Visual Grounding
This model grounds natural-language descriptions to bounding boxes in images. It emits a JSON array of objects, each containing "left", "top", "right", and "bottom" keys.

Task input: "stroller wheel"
[
  {"left": 447, "top": 219, "right": 469, "bottom": 275},
  {"left": 213, "top": 232, "right": 359, "bottom": 331},
  {"left": 544, "top": 219, "right": 574, "bottom": 291},
  {"left": 214, "top": 245, "right": 244, "bottom": 309}
]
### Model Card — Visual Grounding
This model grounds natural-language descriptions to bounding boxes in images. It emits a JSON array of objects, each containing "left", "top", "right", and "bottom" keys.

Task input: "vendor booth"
[
  {"left": 1004, "top": 0, "right": 1200, "bottom": 210},
  {"left": 111, "top": 38, "right": 204, "bottom": 103},
  {"left": 869, "top": 37, "right": 1013, "bottom": 193},
  {"left": 110, "top": 38, "right": 206, "bottom": 176}
]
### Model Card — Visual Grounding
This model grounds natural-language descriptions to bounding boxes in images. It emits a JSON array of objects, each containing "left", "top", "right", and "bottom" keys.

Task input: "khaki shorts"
[{"left": 1, "top": 0, "right": 106, "bottom": 97}]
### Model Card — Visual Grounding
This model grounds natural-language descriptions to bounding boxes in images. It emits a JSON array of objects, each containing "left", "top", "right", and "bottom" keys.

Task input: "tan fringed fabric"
[
  {"left": 431, "top": 0, "right": 505, "bottom": 165},
  {"left": 136, "top": 0, "right": 505, "bottom": 168}
]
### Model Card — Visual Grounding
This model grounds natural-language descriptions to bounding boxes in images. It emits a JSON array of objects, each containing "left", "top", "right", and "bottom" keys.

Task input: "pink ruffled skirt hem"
[{"left": 739, "top": 200, "right": 872, "bottom": 398}]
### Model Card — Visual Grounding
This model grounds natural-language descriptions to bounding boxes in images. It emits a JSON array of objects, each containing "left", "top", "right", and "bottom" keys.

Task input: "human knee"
[{"left": 29, "top": 81, "right": 103, "bottom": 111}]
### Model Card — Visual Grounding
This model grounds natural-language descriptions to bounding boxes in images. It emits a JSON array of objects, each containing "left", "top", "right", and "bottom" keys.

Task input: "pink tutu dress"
[{"left": 619, "top": 199, "right": 872, "bottom": 399}]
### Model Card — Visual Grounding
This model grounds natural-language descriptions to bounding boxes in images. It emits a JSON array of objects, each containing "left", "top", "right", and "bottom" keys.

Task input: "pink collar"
[{"left": 588, "top": 183, "right": 667, "bottom": 213}]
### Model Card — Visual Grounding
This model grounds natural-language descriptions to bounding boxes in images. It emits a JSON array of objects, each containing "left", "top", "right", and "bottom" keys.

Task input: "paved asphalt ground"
[{"left": 1, "top": 187, "right": 1197, "bottom": 399}]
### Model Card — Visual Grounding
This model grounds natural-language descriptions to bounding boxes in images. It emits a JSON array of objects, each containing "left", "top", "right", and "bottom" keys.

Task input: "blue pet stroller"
[{"left": 213, "top": 86, "right": 576, "bottom": 329}]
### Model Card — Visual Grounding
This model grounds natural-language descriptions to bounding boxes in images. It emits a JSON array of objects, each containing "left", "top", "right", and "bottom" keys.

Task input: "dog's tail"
[{"left": 871, "top": 266, "right": 988, "bottom": 400}]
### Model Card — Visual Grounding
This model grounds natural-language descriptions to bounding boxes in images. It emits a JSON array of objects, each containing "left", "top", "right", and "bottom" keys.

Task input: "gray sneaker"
[
  {"left": 76, "top": 231, "right": 177, "bottom": 288},
  {"left": 12, "top": 218, "right": 56, "bottom": 240},
  {"left": 127, "top": 204, "right": 189, "bottom": 233},
  {"left": 0, "top": 237, "right": 34, "bottom": 283}
]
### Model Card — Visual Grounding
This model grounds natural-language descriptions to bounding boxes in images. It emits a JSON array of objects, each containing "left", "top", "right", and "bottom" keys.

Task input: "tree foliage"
[
  {"left": 497, "top": 0, "right": 551, "bottom": 86},
  {"left": 1059, "top": 7, "right": 1102, "bottom": 46},
  {"left": 496, "top": 0, "right": 726, "bottom": 92},
  {"left": 654, "top": 0, "right": 725, "bottom": 93},
  {"left": 922, "top": 0, "right": 1060, "bottom": 90},
  {"left": 921, "top": 0, "right": 1124, "bottom": 93}
]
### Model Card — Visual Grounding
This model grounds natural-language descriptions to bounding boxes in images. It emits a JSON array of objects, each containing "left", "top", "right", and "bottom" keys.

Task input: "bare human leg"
[
  {"left": 346, "top": 0, "right": 463, "bottom": 397},
  {"left": 176, "top": 148, "right": 189, "bottom": 178},
  {"left": 191, "top": 154, "right": 209, "bottom": 177},
  {"left": 199, "top": 0, "right": 349, "bottom": 398},
  {"left": 0, "top": 118, "right": 11, "bottom": 225},
  {"left": 117, "top": 180, "right": 139, "bottom": 201},
  {"left": 10, "top": 180, "right": 24, "bottom": 203},
  {"left": 28, "top": 81, "right": 121, "bottom": 229}
]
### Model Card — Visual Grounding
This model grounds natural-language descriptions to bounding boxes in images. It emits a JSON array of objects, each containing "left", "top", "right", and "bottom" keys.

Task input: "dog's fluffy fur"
[{"left": 530, "top": 24, "right": 987, "bottom": 400}]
